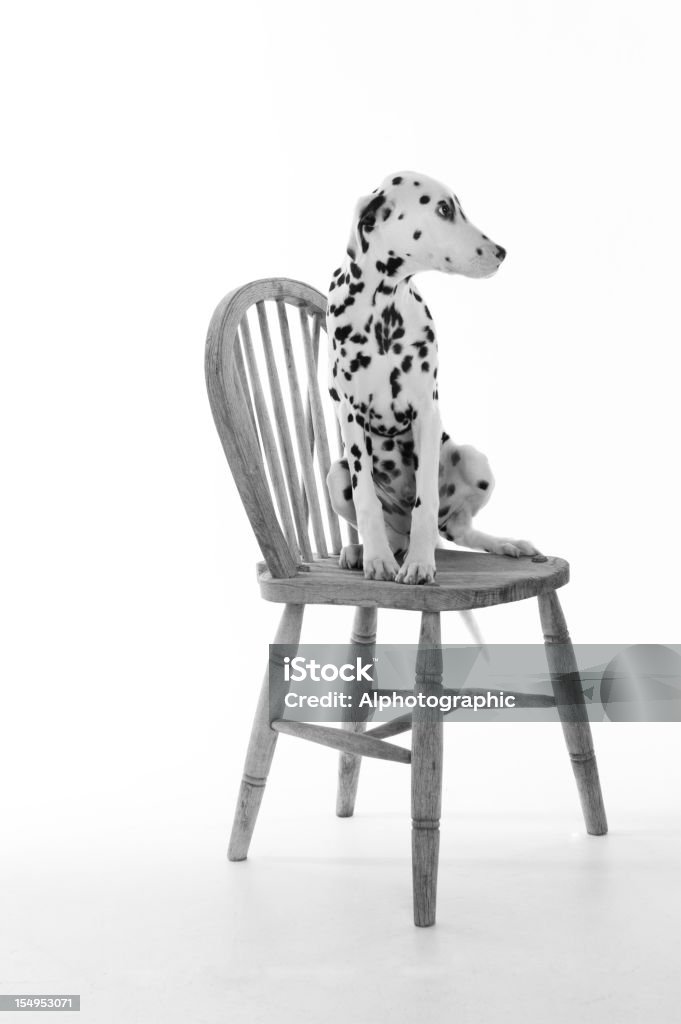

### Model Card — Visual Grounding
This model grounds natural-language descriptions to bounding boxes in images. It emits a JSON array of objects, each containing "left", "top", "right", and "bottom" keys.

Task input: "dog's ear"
[{"left": 346, "top": 191, "right": 395, "bottom": 257}]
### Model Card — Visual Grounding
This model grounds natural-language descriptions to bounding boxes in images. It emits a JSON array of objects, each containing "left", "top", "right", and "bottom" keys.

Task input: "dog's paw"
[
  {"left": 339, "top": 544, "right": 363, "bottom": 570},
  {"left": 363, "top": 549, "right": 399, "bottom": 581},
  {"left": 489, "top": 538, "right": 539, "bottom": 558},
  {"left": 396, "top": 560, "right": 437, "bottom": 585}
]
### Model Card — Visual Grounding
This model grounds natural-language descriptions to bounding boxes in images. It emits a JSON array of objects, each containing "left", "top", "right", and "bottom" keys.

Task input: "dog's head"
[{"left": 347, "top": 172, "right": 505, "bottom": 279}]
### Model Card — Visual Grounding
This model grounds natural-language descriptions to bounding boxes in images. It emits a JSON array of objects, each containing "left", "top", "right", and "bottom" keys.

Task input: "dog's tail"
[{"left": 458, "top": 610, "right": 490, "bottom": 662}]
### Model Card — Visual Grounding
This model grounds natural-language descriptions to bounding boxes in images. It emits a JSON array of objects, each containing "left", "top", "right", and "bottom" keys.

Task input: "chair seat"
[{"left": 257, "top": 548, "right": 569, "bottom": 612}]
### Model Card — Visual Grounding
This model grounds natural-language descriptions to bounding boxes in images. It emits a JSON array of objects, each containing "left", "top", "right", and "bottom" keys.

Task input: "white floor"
[{"left": 1, "top": 726, "right": 679, "bottom": 1024}]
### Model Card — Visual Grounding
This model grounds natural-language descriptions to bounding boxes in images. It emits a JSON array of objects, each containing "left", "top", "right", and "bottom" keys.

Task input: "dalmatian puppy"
[{"left": 326, "top": 171, "right": 538, "bottom": 584}]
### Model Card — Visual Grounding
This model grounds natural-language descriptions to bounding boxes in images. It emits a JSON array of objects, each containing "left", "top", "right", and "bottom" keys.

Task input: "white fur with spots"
[{"left": 326, "top": 171, "right": 537, "bottom": 582}]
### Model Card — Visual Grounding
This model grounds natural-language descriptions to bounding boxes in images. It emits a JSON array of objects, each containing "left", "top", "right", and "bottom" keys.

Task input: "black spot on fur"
[
  {"left": 342, "top": 486, "right": 353, "bottom": 502},
  {"left": 419, "top": 195, "right": 430, "bottom": 204},
  {"left": 329, "top": 387, "right": 340, "bottom": 402},
  {"left": 421, "top": 361, "right": 430, "bottom": 372},
  {"left": 441, "top": 431, "right": 450, "bottom": 444},
  {"left": 451, "top": 451, "right": 461, "bottom": 466},
  {"left": 414, "top": 497, "right": 421, "bottom": 508},
  {"left": 332, "top": 296, "right": 355, "bottom": 316},
  {"left": 349, "top": 352, "right": 372, "bottom": 372},
  {"left": 401, "top": 356, "right": 413, "bottom": 372},
  {"left": 376, "top": 256, "right": 405, "bottom": 278},
  {"left": 392, "top": 176, "right": 403, "bottom": 184},
  {"left": 374, "top": 305, "right": 405, "bottom": 354},
  {"left": 351, "top": 473, "right": 357, "bottom": 488},
  {"left": 476, "top": 248, "right": 483, "bottom": 255},
  {"left": 413, "top": 230, "right": 422, "bottom": 240},
  {"left": 350, "top": 444, "right": 361, "bottom": 459},
  {"left": 447, "top": 483, "right": 456, "bottom": 496},
  {"left": 478, "top": 480, "right": 489, "bottom": 490}
]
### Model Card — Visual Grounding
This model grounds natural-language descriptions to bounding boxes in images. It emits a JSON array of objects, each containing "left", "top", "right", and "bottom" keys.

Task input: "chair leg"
[
  {"left": 411, "top": 610, "right": 443, "bottom": 927},
  {"left": 538, "top": 591, "right": 608, "bottom": 836},
  {"left": 227, "top": 603, "right": 305, "bottom": 861},
  {"left": 336, "top": 606, "right": 378, "bottom": 818}
]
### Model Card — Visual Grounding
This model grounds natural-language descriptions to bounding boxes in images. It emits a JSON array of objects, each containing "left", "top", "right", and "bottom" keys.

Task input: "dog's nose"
[{"left": 495, "top": 246, "right": 506, "bottom": 261}]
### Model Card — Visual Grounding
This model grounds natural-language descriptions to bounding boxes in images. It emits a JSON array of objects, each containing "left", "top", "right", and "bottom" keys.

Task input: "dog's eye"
[{"left": 436, "top": 201, "right": 453, "bottom": 220}]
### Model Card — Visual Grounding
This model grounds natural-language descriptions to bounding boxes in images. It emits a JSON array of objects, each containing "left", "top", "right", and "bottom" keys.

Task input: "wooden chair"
[{"left": 205, "top": 277, "right": 608, "bottom": 927}]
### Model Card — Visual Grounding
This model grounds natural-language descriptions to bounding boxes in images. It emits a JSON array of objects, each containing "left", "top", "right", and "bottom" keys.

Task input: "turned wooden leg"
[
  {"left": 336, "top": 606, "right": 378, "bottom": 818},
  {"left": 227, "top": 603, "right": 305, "bottom": 861},
  {"left": 538, "top": 591, "right": 608, "bottom": 836},
  {"left": 411, "top": 611, "right": 443, "bottom": 927}
]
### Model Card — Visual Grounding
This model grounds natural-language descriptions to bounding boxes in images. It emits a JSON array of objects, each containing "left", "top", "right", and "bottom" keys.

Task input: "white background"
[{"left": 1, "top": 2, "right": 680, "bottom": 1022}]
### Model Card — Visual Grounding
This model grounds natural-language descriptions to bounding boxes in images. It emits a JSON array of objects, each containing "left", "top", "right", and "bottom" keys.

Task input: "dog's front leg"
[
  {"left": 339, "top": 400, "right": 398, "bottom": 581},
  {"left": 396, "top": 406, "right": 442, "bottom": 584}
]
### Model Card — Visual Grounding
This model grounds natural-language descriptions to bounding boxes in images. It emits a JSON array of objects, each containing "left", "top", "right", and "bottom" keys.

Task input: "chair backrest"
[{"left": 205, "top": 277, "right": 351, "bottom": 578}]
